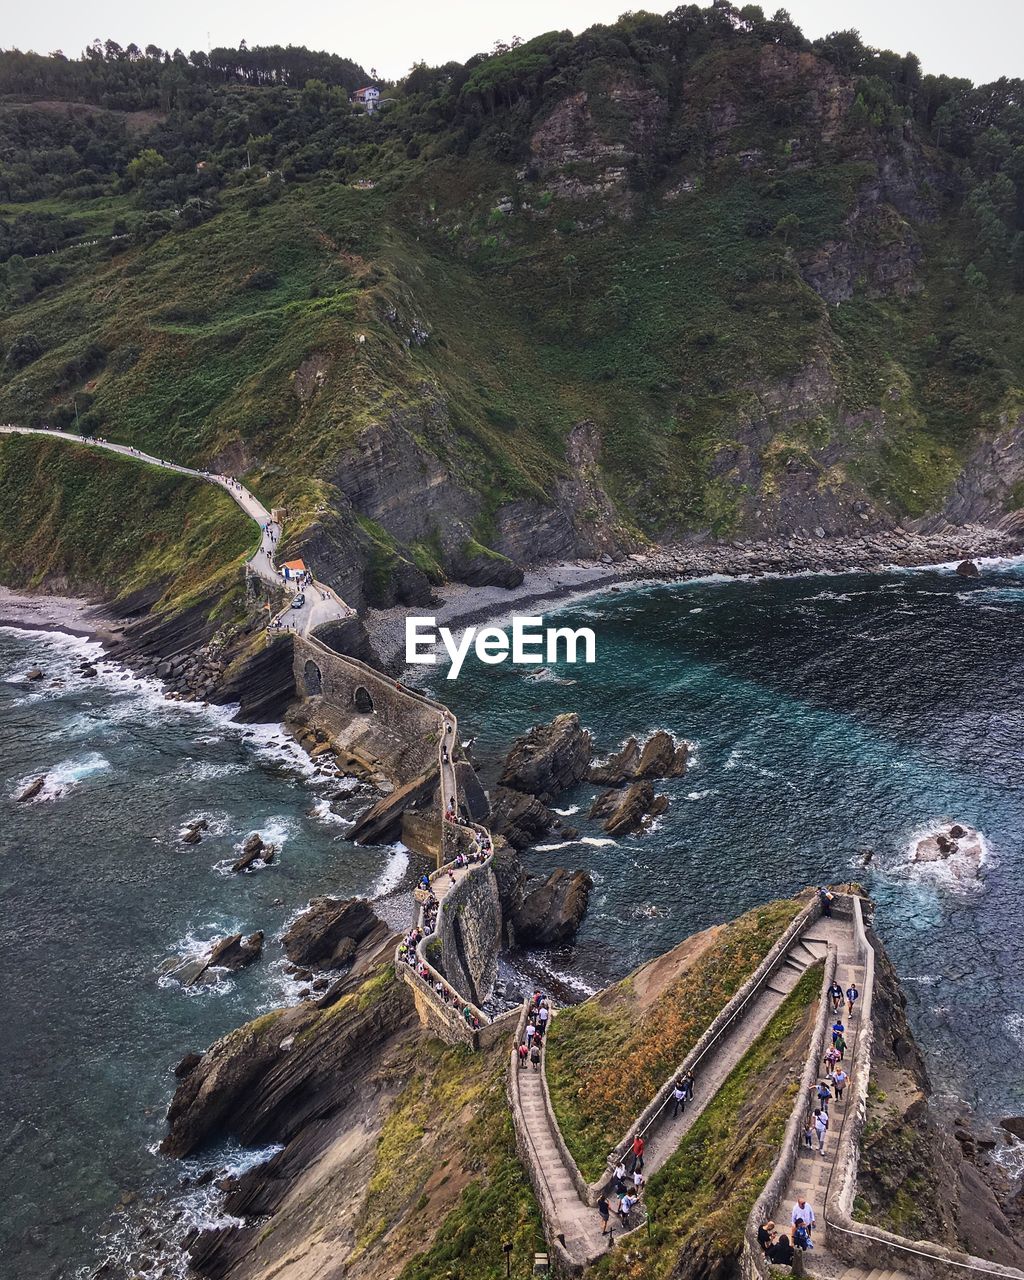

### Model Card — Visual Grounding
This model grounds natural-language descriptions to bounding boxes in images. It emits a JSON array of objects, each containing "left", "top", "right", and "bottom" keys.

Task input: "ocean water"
[
  {"left": 5, "top": 557, "right": 1024, "bottom": 1276},
  {"left": 0, "top": 628, "right": 408, "bottom": 1279},
  {"left": 441, "top": 558, "right": 1024, "bottom": 1120}
]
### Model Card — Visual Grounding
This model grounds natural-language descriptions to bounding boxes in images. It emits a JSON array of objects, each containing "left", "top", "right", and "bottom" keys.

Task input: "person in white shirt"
[
  {"left": 813, "top": 1107, "right": 829, "bottom": 1154},
  {"left": 791, "top": 1196, "right": 816, "bottom": 1232}
]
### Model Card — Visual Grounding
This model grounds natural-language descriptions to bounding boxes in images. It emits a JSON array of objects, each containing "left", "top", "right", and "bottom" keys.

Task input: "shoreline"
[
  {"left": 0, "top": 586, "right": 125, "bottom": 648},
  {"left": 364, "top": 522, "right": 1024, "bottom": 667}
]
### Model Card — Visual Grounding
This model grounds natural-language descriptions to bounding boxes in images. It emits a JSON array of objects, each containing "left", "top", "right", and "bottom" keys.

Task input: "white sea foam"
[
  {"left": 535, "top": 840, "right": 574, "bottom": 852},
  {"left": 308, "top": 798, "right": 353, "bottom": 828},
  {"left": 579, "top": 836, "right": 617, "bottom": 848},
  {"left": 371, "top": 843, "right": 410, "bottom": 898},
  {"left": 552, "top": 805, "right": 580, "bottom": 816},
  {"left": 11, "top": 750, "right": 111, "bottom": 801},
  {"left": 685, "top": 788, "right": 718, "bottom": 801}
]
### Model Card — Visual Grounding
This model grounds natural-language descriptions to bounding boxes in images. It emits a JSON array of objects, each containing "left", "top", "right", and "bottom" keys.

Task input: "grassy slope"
[
  {"left": 545, "top": 898, "right": 803, "bottom": 1181},
  {"left": 353, "top": 1037, "right": 543, "bottom": 1280},
  {"left": 0, "top": 433, "right": 254, "bottom": 609},
  {"left": 3, "top": 46, "right": 1024, "bottom": 603},
  {"left": 593, "top": 962, "right": 822, "bottom": 1279}
]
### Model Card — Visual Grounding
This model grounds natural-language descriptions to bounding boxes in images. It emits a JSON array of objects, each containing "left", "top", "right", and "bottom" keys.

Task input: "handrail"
[
  {"left": 820, "top": 899, "right": 1024, "bottom": 1280},
  {"left": 593, "top": 896, "right": 822, "bottom": 1193}
]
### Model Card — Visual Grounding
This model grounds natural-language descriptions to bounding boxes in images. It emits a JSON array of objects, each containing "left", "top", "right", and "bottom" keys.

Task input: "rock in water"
[
  {"left": 17, "top": 775, "right": 46, "bottom": 803},
  {"left": 589, "top": 780, "right": 669, "bottom": 835},
  {"left": 956, "top": 560, "right": 980, "bottom": 578},
  {"left": 207, "top": 932, "right": 264, "bottom": 971},
  {"left": 488, "top": 786, "right": 557, "bottom": 851},
  {"left": 182, "top": 818, "right": 209, "bottom": 845},
  {"left": 590, "top": 730, "right": 689, "bottom": 784},
  {"left": 498, "top": 713, "right": 593, "bottom": 802},
  {"left": 910, "top": 822, "right": 985, "bottom": 883},
  {"left": 281, "top": 898, "right": 387, "bottom": 971},
  {"left": 25, "top": 667, "right": 44, "bottom": 682},
  {"left": 512, "top": 868, "right": 593, "bottom": 946},
  {"left": 232, "top": 833, "right": 272, "bottom": 872}
]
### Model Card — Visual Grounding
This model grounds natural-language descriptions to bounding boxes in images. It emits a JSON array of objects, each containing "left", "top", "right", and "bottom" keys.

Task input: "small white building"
[
  {"left": 281, "top": 558, "right": 307, "bottom": 583},
  {"left": 352, "top": 85, "right": 381, "bottom": 114}
]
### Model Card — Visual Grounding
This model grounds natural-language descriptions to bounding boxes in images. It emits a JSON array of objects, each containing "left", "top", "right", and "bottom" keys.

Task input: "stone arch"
[
  {"left": 303, "top": 660, "right": 323, "bottom": 697},
  {"left": 354, "top": 685, "right": 374, "bottom": 714}
]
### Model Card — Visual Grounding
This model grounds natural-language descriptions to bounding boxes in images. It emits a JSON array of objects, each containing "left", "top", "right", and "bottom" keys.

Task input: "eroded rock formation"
[{"left": 512, "top": 868, "right": 593, "bottom": 947}]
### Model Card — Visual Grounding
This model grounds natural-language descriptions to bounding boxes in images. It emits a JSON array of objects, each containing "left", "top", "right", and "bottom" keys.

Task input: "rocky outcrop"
[
  {"left": 231, "top": 833, "right": 275, "bottom": 873},
  {"left": 859, "top": 931, "right": 1024, "bottom": 1264},
  {"left": 182, "top": 818, "right": 208, "bottom": 845},
  {"left": 488, "top": 785, "right": 557, "bottom": 851},
  {"left": 281, "top": 898, "right": 389, "bottom": 973},
  {"left": 348, "top": 771, "right": 438, "bottom": 845},
  {"left": 17, "top": 775, "right": 46, "bottom": 802},
  {"left": 206, "top": 932, "right": 264, "bottom": 973},
  {"left": 498, "top": 713, "right": 593, "bottom": 803},
  {"left": 957, "top": 559, "right": 980, "bottom": 578},
  {"left": 589, "top": 780, "right": 669, "bottom": 835},
  {"left": 162, "top": 955, "right": 411, "bottom": 1162},
  {"left": 512, "top": 868, "right": 593, "bottom": 947},
  {"left": 589, "top": 730, "right": 689, "bottom": 785}
]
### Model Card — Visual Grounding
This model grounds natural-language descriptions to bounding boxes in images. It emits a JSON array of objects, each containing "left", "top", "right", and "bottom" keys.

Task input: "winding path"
[
  {"left": 0, "top": 424, "right": 353, "bottom": 633},
  {"left": 515, "top": 907, "right": 843, "bottom": 1269}
]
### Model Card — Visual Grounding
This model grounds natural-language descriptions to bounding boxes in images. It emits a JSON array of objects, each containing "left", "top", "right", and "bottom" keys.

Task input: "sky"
[{"left": 6, "top": 1, "right": 1022, "bottom": 87}]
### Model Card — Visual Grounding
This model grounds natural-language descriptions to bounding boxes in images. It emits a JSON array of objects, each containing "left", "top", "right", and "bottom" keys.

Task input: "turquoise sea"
[{"left": 4, "top": 557, "right": 1024, "bottom": 1275}]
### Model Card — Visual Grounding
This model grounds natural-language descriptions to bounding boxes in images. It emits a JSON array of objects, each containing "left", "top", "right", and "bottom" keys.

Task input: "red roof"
[{"left": 282, "top": 559, "right": 306, "bottom": 572}]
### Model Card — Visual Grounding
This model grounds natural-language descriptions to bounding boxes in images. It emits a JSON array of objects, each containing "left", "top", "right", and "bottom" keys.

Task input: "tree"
[
  {"left": 125, "top": 148, "right": 167, "bottom": 186},
  {"left": 6, "top": 332, "right": 43, "bottom": 369},
  {"left": 773, "top": 211, "right": 800, "bottom": 244}
]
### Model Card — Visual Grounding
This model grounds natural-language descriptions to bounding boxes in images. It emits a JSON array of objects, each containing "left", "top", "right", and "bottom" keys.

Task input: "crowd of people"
[
  {"left": 515, "top": 989, "right": 552, "bottom": 1072},
  {"left": 757, "top": 1195, "right": 818, "bottom": 1265}
]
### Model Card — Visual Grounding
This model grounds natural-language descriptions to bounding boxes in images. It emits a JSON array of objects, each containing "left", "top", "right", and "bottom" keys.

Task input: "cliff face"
[
  {"left": 858, "top": 932, "right": 1024, "bottom": 1265},
  {"left": 4, "top": 16, "right": 1024, "bottom": 612}
]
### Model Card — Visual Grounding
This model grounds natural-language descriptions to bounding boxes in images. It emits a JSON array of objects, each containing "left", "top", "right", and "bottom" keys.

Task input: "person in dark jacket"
[
  {"left": 757, "top": 1219, "right": 776, "bottom": 1253},
  {"left": 768, "top": 1233, "right": 794, "bottom": 1265}
]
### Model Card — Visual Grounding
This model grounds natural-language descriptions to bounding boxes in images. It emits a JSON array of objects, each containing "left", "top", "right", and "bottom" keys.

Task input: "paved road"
[{"left": 0, "top": 424, "right": 353, "bottom": 634}]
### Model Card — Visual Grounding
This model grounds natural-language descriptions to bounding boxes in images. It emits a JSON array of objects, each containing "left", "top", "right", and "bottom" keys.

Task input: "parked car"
[{"left": 291, "top": 593, "right": 305, "bottom": 610}]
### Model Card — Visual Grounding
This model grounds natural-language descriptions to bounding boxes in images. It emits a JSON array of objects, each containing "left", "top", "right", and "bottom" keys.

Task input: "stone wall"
[
  {"left": 292, "top": 634, "right": 443, "bottom": 786},
  {"left": 433, "top": 863, "right": 503, "bottom": 1008},
  {"left": 821, "top": 901, "right": 1024, "bottom": 1280}
]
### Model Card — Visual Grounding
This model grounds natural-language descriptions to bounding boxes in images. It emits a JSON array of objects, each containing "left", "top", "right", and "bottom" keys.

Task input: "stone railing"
[
  {"left": 590, "top": 896, "right": 822, "bottom": 1200},
  {"left": 741, "top": 947, "right": 838, "bottom": 1278},
  {"left": 533, "top": 896, "right": 823, "bottom": 1210},
  {"left": 821, "top": 899, "right": 1024, "bottom": 1280},
  {"left": 507, "top": 998, "right": 582, "bottom": 1276}
]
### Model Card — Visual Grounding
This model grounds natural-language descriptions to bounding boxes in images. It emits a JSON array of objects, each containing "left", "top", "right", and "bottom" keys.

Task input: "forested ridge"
[{"left": 2, "top": 3, "right": 1024, "bottom": 607}]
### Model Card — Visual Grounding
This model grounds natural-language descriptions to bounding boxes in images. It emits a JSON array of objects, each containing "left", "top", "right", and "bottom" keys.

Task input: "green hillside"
[{"left": 2, "top": 8, "right": 1023, "bottom": 608}]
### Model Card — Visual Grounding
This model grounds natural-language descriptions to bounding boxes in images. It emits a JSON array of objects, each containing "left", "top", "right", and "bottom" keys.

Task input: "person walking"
[
  {"left": 618, "top": 1193, "right": 635, "bottom": 1227},
  {"left": 828, "top": 979, "right": 844, "bottom": 1013},
  {"left": 793, "top": 1219, "right": 813, "bottom": 1252},
  {"left": 681, "top": 1070, "right": 695, "bottom": 1102},
  {"left": 530, "top": 1042, "right": 541, "bottom": 1071},
  {"left": 598, "top": 1194, "right": 611, "bottom": 1235},
  {"left": 835, "top": 1031, "right": 847, "bottom": 1061},
  {"left": 846, "top": 982, "right": 860, "bottom": 1016},
  {"left": 832, "top": 1066, "right": 848, "bottom": 1102},
  {"left": 816, "top": 1079, "right": 832, "bottom": 1112},
  {"left": 632, "top": 1168, "right": 646, "bottom": 1197},
  {"left": 525, "top": 1019, "right": 536, "bottom": 1049},
  {"left": 630, "top": 1134, "right": 645, "bottom": 1172},
  {"left": 672, "top": 1080, "right": 687, "bottom": 1118},
  {"left": 832, "top": 1018, "right": 845, "bottom": 1046},
  {"left": 803, "top": 1120, "right": 814, "bottom": 1149},
  {"left": 517, "top": 1041, "right": 528, "bottom": 1070},
  {"left": 814, "top": 1107, "right": 829, "bottom": 1154},
  {"left": 538, "top": 1003, "right": 550, "bottom": 1034},
  {"left": 791, "top": 1196, "right": 816, "bottom": 1236},
  {"left": 612, "top": 1161, "right": 627, "bottom": 1195},
  {"left": 819, "top": 886, "right": 834, "bottom": 917}
]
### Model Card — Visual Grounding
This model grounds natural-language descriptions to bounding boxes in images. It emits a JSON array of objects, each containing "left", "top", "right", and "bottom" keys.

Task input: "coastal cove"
[
  {"left": 4, "top": 554, "right": 1024, "bottom": 1277},
  {"left": 436, "top": 558, "right": 1024, "bottom": 1122}
]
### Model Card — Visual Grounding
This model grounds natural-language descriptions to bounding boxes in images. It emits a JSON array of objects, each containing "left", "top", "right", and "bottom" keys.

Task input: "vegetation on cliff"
[
  {"left": 545, "top": 896, "right": 803, "bottom": 1180},
  {"left": 0, "top": 433, "right": 253, "bottom": 608},
  {"left": 2, "top": 8, "right": 1024, "bottom": 603}
]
